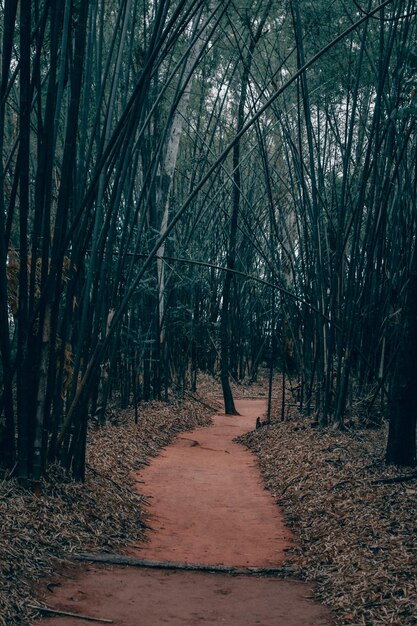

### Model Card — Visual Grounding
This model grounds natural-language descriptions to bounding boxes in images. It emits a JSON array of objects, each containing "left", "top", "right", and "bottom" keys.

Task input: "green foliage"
[{"left": 1, "top": 0, "right": 417, "bottom": 478}]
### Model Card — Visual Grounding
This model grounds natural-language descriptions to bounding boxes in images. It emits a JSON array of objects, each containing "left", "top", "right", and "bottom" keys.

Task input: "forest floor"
[
  {"left": 238, "top": 402, "right": 417, "bottom": 626},
  {"left": 30, "top": 395, "right": 332, "bottom": 626},
  {"left": 1, "top": 375, "right": 417, "bottom": 625},
  {"left": 0, "top": 394, "right": 214, "bottom": 625}
]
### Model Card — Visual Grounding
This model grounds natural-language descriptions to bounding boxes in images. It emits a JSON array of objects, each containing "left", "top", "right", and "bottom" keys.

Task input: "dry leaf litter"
[
  {"left": 2, "top": 372, "right": 417, "bottom": 626},
  {"left": 239, "top": 408, "right": 417, "bottom": 626},
  {"left": 0, "top": 395, "right": 213, "bottom": 626}
]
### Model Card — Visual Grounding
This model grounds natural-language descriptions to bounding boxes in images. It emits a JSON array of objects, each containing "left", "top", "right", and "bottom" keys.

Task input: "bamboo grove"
[{"left": 0, "top": 0, "right": 417, "bottom": 484}]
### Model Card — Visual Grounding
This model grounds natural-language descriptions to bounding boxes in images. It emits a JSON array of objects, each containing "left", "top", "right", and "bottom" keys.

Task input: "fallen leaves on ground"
[
  {"left": 0, "top": 396, "right": 212, "bottom": 626},
  {"left": 3, "top": 373, "right": 416, "bottom": 626},
  {"left": 239, "top": 418, "right": 417, "bottom": 626}
]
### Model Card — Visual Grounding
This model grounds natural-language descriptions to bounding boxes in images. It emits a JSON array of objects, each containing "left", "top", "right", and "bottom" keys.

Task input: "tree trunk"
[
  {"left": 220, "top": 3, "right": 272, "bottom": 414},
  {"left": 156, "top": 8, "right": 206, "bottom": 375},
  {"left": 386, "top": 271, "right": 417, "bottom": 467},
  {"left": 0, "top": 0, "right": 18, "bottom": 469}
]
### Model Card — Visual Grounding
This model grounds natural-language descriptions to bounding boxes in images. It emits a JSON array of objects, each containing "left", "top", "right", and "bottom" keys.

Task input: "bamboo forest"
[{"left": 1, "top": 1, "right": 417, "bottom": 625}]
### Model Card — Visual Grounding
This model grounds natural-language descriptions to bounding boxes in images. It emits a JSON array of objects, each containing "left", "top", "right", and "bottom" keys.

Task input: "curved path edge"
[
  {"left": 130, "top": 398, "right": 292, "bottom": 567},
  {"left": 33, "top": 398, "right": 334, "bottom": 626}
]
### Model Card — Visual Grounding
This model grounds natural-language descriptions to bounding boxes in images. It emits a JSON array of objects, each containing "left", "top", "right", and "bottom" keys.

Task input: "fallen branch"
[
  {"left": 208, "top": 394, "right": 273, "bottom": 399},
  {"left": 371, "top": 472, "right": 417, "bottom": 485},
  {"left": 86, "top": 463, "right": 134, "bottom": 493},
  {"left": 28, "top": 604, "right": 113, "bottom": 623},
  {"left": 74, "top": 552, "right": 290, "bottom": 577}
]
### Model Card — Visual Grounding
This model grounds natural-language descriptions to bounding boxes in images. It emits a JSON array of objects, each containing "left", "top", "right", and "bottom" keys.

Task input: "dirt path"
[
  {"left": 34, "top": 399, "right": 333, "bottom": 626},
  {"left": 131, "top": 399, "right": 292, "bottom": 567}
]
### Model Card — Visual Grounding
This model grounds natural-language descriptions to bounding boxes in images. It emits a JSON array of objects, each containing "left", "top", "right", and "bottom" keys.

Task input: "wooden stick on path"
[
  {"left": 74, "top": 552, "right": 290, "bottom": 577},
  {"left": 28, "top": 604, "right": 113, "bottom": 624}
]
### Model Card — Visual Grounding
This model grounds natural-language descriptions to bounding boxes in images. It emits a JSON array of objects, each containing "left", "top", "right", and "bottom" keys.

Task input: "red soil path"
[
  {"left": 34, "top": 399, "right": 333, "bottom": 626},
  {"left": 131, "top": 398, "right": 292, "bottom": 567}
]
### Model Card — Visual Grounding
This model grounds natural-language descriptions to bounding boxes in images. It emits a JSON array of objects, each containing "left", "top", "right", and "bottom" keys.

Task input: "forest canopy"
[{"left": 0, "top": 0, "right": 417, "bottom": 482}]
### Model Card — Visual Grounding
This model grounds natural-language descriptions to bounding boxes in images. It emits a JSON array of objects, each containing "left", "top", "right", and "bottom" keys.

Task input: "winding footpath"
[
  {"left": 132, "top": 398, "right": 291, "bottom": 568},
  {"left": 35, "top": 399, "right": 333, "bottom": 625}
]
